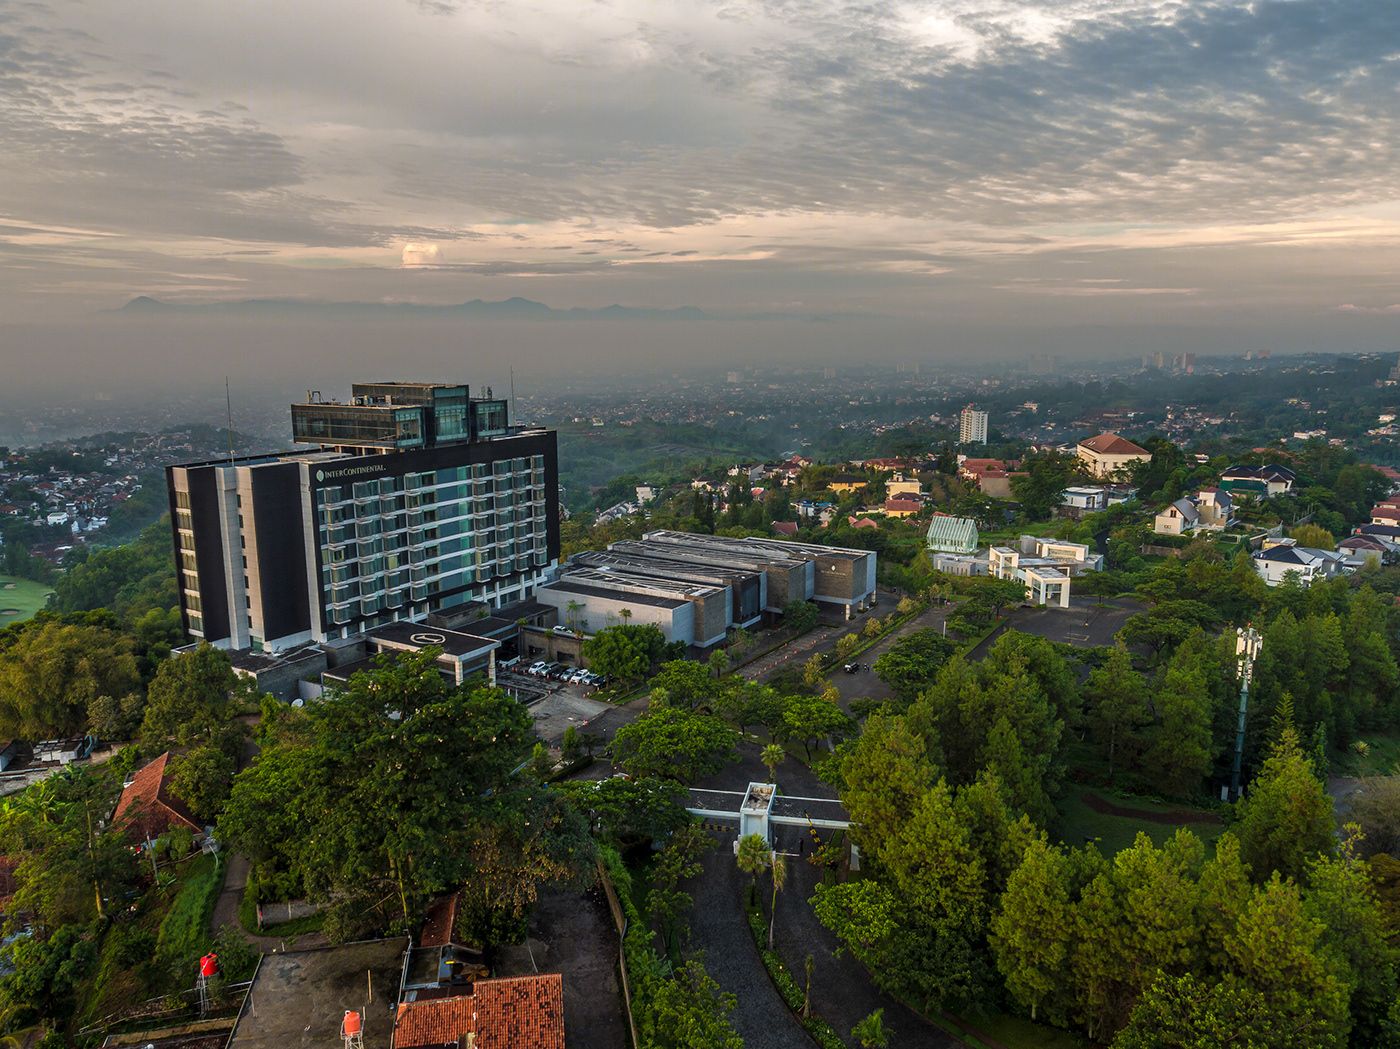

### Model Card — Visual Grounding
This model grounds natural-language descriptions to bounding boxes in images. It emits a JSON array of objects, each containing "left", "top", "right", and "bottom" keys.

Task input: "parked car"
[
  {"left": 527, "top": 661, "right": 548, "bottom": 676},
  {"left": 568, "top": 668, "right": 591, "bottom": 685}
]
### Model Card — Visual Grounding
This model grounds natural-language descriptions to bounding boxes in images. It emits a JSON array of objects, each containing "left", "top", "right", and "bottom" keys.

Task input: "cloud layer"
[{"left": 2, "top": 0, "right": 1400, "bottom": 346}]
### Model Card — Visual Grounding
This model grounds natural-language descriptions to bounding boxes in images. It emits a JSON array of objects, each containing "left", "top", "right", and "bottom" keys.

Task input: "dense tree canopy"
[
  {"left": 140, "top": 642, "right": 244, "bottom": 757},
  {"left": 609, "top": 707, "right": 738, "bottom": 783},
  {"left": 581, "top": 623, "right": 668, "bottom": 682},
  {"left": 221, "top": 650, "right": 593, "bottom": 940},
  {"left": 0, "top": 618, "right": 142, "bottom": 740}
]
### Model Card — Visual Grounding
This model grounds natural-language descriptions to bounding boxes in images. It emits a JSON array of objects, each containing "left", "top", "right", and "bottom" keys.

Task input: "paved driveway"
[
  {"left": 684, "top": 834, "right": 818, "bottom": 1049},
  {"left": 772, "top": 859, "right": 963, "bottom": 1049}
]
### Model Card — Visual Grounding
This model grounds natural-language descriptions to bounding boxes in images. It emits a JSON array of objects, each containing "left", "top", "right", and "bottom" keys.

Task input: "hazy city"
[{"left": 1, "top": 2, "right": 1399, "bottom": 1048}]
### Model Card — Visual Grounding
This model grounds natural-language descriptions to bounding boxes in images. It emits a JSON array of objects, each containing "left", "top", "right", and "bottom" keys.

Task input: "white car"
[{"left": 568, "top": 668, "right": 591, "bottom": 685}]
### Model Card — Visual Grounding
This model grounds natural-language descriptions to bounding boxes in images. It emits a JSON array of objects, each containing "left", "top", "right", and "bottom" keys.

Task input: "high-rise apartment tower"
[{"left": 959, "top": 405, "right": 989, "bottom": 445}]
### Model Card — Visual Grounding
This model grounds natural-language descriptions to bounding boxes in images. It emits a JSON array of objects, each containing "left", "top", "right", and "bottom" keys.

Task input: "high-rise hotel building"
[{"left": 167, "top": 382, "right": 560, "bottom": 652}]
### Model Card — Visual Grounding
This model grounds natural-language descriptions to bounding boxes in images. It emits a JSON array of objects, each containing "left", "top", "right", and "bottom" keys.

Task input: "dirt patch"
[
  {"left": 0, "top": 609, "right": 18, "bottom": 615},
  {"left": 1080, "top": 790, "right": 1222, "bottom": 825}
]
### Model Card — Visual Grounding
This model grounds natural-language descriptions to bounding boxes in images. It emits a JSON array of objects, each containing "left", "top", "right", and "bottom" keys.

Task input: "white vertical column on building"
[{"left": 215, "top": 464, "right": 250, "bottom": 650}]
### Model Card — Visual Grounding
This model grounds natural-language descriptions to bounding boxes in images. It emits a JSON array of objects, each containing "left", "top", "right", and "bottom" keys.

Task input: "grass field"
[
  {"left": 1053, "top": 784, "right": 1226, "bottom": 857},
  {"left": 1334, "top": 730, "right": 1400, "bottom": 777},
  {"left": 965, "top": 1013, "right": 1093, "bottom": 1049},
  {"left": 0, "top": 574, "right": 54, "bottom": 628}
]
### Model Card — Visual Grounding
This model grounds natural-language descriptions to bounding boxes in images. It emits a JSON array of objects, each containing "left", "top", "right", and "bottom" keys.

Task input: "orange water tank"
[{"left": 342, "top": 1011, "right": 362, "bottom": 1036}]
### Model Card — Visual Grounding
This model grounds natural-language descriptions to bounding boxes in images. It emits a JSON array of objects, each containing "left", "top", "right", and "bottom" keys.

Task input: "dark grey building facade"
[{"left": 167, "top": 382, "right": 559, "bottom": 652}]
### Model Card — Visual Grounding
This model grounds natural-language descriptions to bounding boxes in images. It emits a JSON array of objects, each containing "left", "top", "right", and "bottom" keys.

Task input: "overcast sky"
[{"left": 4, "top": 0, "right": 1400, "bottom": 377}]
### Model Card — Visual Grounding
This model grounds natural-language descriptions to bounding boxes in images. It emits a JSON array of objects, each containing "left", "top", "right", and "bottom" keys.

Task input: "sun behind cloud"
[{"left": 402, "top": 243, "right": 441, "bottom": 268}]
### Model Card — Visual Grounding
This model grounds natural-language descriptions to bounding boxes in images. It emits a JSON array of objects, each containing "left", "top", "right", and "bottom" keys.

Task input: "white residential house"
[
  {"left": 989, "top": 546, "right": 1071, "bottom": 608},
  {"left": 1077, "top": 433, "right": 1151, "bottom": 479},
  {"left": 1154, "top": 488, "right": 1235, "bottom": 535},
  {"left": 1061, "top": 486, "right": 1108, "bottom": 518},
  {"left": 1252, "top": 544, "right": 1350, "bottom": 586},
  {"left": 1154, "top": 498, "right": 1200, "bottom": 536},
  {"left": 1219, "top": 464, "right": 1296, "bottom": 498}
]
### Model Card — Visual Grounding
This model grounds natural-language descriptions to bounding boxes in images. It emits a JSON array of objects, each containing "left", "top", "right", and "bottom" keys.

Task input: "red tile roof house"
[
  {"left": 883, "top": 498, "right": 924, "bottom": 518},
  {"left": 112, "top": 752, "right": 202, "bottom": 843},
  {"left": 394, "top": 973, "right": 565, "bottom": 1049}
]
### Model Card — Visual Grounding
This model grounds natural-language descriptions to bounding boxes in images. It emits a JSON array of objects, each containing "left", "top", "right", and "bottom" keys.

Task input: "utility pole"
[{"left": 1230, "top": 624, "right": 1263, "bottom": 802}]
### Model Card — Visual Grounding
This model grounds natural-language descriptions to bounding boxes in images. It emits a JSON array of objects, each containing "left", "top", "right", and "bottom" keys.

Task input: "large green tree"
[
  {"left": 1142, "top": 640, "right": 1217, "bottom": 798},
  {"left": 780, "top": 694, "right": 854, "bottom": 759},
  {"left": 1113, "top": 972, "right": 1327, "bottom": 1049},
  {"left": 140, "top": 642, "right": 242, "bottom": 756},
  {"left": 645, "top": 957, "right": 744, "bottom": 1049},
  {"left": 609, "top": 707, "right": 738, "bottom": 783},
  {"left": 1082, "top": 643, "right": 1150, "bottom": 780},
  {"left": 581, "top": 623, "right": 668, "bottom": 683},
  {"left": 1234, "top": 727, "right": 1335, "bottom": 883},
  {"left": 907, "top": 647, "right": 1064, "bottom": 826},
  {"left": 0, "top": 619, "right": 141, "bottom": 740},
  {"left": 1304, "top": 836, "right": 1398, "bottom": 1047},
  {"left": 221, "top": 650, "right": 589, "bottom": 937},
  {"left": 874, "top": 629, "right": 958, "bottom": 708},
  {"left": 0, "top": 767, "right": 139, "bottom": 933},
  {"left": 1220, "top": 873, "right": 1351, "bottom": 1047},
  {"left": 990, "top": 838, "right": 1074, "bottom": 1024},
  {"left": 559, "top": 775, "right": 689, "bottom": 850}
]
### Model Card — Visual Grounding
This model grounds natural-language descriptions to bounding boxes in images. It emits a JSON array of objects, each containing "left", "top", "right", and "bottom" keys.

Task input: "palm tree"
[
  {"left": 619, "top": 607, "right": 633, "bottom": 624},
  {"left": 767, "top": 850, "right": 787, "bottom": 950},
  {"left": 564, "top": 599, "right": 583, "bottom": 631},
  {"left": 853, "top": 1009, "right": 889, "bottom": 1048},
  {"left": 736, "top": 833, "right": 769, "bottom": 905},
  {"left": 761, "top": 743, "right": 785, "bottom": 783}
]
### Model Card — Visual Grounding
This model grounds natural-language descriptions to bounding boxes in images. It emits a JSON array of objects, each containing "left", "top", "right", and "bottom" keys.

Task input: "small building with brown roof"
[
  {"left": 394, "top": 974, "right": 565, "bottom": 1049},
  {"left": 883, "top": 498, "right": 923, "bottom": 519},
  {"left": 1077, "top": 433, "right": 1150, "bottom": 479},
  {"left": 112, "top": 752, "right": 202, "bottom": 842}
]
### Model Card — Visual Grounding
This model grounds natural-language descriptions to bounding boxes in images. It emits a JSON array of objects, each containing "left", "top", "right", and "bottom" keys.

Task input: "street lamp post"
[{"left": 1230, "top": 625, "right": 1263, "bottom": 803}]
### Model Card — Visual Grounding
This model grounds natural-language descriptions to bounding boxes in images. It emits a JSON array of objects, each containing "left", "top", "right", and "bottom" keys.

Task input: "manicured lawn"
[
  {"left": 0, "top": 574, "right": 54, "bottom": 628},
  {"left": 1053, "top": 784, "right": 1226, "bottom": 857}
]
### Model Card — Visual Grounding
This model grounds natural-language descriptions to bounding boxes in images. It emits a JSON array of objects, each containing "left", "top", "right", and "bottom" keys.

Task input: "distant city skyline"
[{"left": 4, "top": 1, "right": 1400, "bottom": 378}]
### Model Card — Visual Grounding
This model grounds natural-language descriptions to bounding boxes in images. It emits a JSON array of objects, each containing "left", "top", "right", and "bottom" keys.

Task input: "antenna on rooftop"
[{"left": 225, "top": 377, "right": 235, "bottom": 466}]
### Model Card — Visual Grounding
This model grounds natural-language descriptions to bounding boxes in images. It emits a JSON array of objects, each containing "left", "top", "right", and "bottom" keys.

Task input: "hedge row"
[{"left": 742, "top": 894, "right": 845, "bottom": 1049}]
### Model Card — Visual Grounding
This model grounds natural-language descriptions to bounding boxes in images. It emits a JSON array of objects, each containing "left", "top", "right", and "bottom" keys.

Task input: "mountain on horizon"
[
  {"left": 101, "top": 296, "right": 879, "bottom": 324},
  {"left": 104, "top": 295, "right": 711, "bottom": 321}
]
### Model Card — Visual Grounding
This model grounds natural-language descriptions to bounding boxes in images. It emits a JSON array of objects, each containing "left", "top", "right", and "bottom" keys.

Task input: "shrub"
[{"left": 742, "top": 892, "right": 845, "bottom": 1049}]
